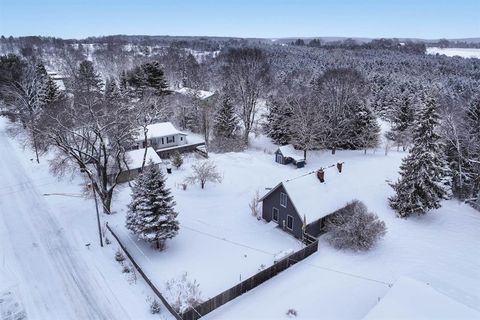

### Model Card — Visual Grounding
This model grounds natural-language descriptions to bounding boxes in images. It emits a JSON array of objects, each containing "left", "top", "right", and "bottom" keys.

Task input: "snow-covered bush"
[
  {"left": 171, "top": 151, "right": 183, "bottom": 169},
  {"left": 286, "top": 309, "right": 298, "bottom": 317},
  {"left": 150, "top": 299, "right": 161, "bottom": 314},
  {"left": 324, "top": 200, "right": 386, "bottom": 251},
  {"left": 185, "top": 160, "right": 222, "bottom": 189},
  {"left": 164, "top": 272, "right": 203, "bottom": 314},
  {"left": 115, "top": 249, "right": 126, "bottom": 262}
]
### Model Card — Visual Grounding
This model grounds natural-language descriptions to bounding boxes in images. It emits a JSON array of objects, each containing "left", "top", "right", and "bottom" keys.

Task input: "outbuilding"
[{"left": 275, "top": 144, "right": 305, "bottom": 168}]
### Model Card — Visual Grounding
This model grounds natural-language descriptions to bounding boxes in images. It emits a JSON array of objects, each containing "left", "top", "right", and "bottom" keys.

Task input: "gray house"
[
  {"left": 275, "top": 144, "right": 305, "bottom": 168},
  {"left": 260, "top": 169, "right": 349, "bottom": 239}
]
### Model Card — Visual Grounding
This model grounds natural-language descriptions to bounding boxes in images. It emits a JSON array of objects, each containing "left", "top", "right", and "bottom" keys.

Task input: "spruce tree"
[
  {"left": 264, "top": 99, "right": 293, "bottom": 145},
  {"left": 389, "top": 93, "right": 449, "bottom": 217},
  {"left": 126, "top": 160, "right": 179, "bottom": 249},
  {"left": 386, "top": 84, "right": 416, "bottom": 151},
  {"left": 213, "top": 95, "right": 238, "bottom": 139},
  {"left": 350, "top": 103, "right": 380, "bottom": 152}
]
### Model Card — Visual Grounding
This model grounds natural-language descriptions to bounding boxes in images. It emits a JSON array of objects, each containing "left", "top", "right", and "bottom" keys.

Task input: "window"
[
  {"left": 272, "top": 207, "right": 279, "bottom": 222},
  {"left": 280, "top": 192, "right": 287, "bottom": 208},
  {"left": 287, "top": 215, "right": 294, "bottom": 230},
  {"left": 167, "top": 136, "right": 175, "bottom": 143},
  {"left": 180, "top": 136, "right": 183, "bottom": 141},
  {"left": 161, "top": 137, "right": 164, "bottom": 145}
]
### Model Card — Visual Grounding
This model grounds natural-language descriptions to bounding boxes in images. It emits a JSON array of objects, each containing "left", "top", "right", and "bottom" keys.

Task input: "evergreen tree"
[
  {"left": 126, "top": 161, "right": 179, "bottom": 249},
  {"left": 386, "top": 84, "right": 416, "bottom": 151},
  {"left": 213, "top": 95, "right": 238, "bottom": 139},
  {"left": 389, "top": 94, "right": 449, "bottom": 217},
  {"left": 264, "top": 99, "right": 293, "bottom": 145},
  {"left": 141, "top": 61, "right": 168, "bottom": 95},
  {"left": 43, "top": 76, "right": 61, "bottom": 105},
  {"left": 350, "top": 103, "right": 380, "bottom": 152},
  {"left": 76, "top": 60, "right": 103, "bottom": 93},
  {"left": 172, "top": 151, "right": 183, "bottom": 169}
]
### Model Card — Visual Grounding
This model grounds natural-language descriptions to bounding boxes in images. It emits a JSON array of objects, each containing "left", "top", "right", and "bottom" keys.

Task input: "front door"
[{"left": 276, "top": 154, "right": 283, "bottom": 164}]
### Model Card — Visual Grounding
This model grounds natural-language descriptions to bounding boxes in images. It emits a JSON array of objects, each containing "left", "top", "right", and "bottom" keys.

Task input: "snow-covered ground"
[
  {"left": 427, "top": 47, "right": 480, "bottom": 59},
  {"left": 2, "top": 114, "right": 479, "bottom": 319},
  {"left": 203, "top": 149, "right": 480, "bottom": 318},
  {"left": 0, "top": 117, "right": 170, "bottom": 320}
]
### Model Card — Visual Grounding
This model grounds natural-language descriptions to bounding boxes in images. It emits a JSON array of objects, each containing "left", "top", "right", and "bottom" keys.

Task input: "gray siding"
[{"left": 261, "top": 185, "right": 304, "bottom": 239}]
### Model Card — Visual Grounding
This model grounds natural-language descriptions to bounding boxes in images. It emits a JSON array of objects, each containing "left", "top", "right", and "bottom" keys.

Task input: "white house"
[
  {"left": 134, "top": 122, "right": 188, "bottom": 151},
  {"left": 116, "top": 147, "right": 162, "bottom": 183}
]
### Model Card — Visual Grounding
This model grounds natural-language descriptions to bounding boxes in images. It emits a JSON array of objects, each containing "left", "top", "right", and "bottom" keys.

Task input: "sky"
[{"left": 0, "top": 0, "right": 479, "bottom": 40}]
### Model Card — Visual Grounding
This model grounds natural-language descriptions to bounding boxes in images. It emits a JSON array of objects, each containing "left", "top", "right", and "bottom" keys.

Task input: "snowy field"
[{"left": 427, "top": 47, "right": 480, "bottom": 59}]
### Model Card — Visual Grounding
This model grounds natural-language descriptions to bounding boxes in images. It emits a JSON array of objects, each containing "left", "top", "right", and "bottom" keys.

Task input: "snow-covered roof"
[
  {"left": 175, "top": 87, "right": 215, "bottom": 100},
  {"left": 277, "top": 144, "right": 305, "bottom": 162},
  {"left": 261, "top": 164, "right": 353, "bottom": 224},
  {"left": 124, "top": 147, "right": 162, "bottom": 170},
  {"left": 363, "top": 277, "right": 480, "bottom": 320},
  {"left": 136, "top": 122, "right": 186, "bottom": 141}
]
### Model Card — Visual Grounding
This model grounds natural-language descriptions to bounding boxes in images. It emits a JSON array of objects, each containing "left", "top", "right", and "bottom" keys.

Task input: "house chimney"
[
  {"left": 337, "top": 162, "right": 343, "bottom": 173},
  {"left": 316, "top": 169, "right": 325, "bottom": 183}
]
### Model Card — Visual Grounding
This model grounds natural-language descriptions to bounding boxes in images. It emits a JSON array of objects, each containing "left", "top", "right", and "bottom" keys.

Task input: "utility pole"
[{"left": 91, "top": 185, "right": 104, "bottom": 247}]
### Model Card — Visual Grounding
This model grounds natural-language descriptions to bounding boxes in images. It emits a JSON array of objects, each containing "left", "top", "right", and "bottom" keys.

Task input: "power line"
[{"left": 180, "top": 224, "right": 392, "bottom": 287}]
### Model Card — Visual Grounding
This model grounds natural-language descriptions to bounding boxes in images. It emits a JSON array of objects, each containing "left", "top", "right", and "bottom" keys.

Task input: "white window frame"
[
  {"left": 287, "top": 215, "right": 294, "bottom": 230},
  {"left": 280, "top": 192, "right": 287, "bottom": 208},
  {"left": 272, "top": 207, "right": 279, "bottom": 222}
]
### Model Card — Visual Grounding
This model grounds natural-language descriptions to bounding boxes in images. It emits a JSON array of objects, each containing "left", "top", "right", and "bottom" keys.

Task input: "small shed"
[
  {"left": 117, "top": 147, "right": 162, "bottom": 183},
  {"left": 275, "top": 144, "right": 305, "bottom": 168}
]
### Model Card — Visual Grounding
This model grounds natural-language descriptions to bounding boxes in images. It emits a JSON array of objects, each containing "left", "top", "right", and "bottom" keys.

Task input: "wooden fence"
[
  {"left": 181, "top": 239, "right": 319, "bottom": 320},
  {"left": 105, "top": 223, "right": 183, "bottom": 320}
]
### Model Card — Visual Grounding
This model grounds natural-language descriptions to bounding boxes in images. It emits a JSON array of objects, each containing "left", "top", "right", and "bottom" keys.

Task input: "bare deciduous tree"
[
  {"left": 222, "top": 47, "right": 270, "bottom": 146},
  {"left": 185, "top": 160, "right": 222, "bottom": 189}
]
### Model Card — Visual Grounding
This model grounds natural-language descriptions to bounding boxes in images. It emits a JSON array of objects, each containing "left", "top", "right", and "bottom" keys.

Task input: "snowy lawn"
[
  {"left": 106, "top": 150, "right": 308, "bottom": 299},
  {"left": 203, "top": 147, "right": 480, "bottom": 319}
]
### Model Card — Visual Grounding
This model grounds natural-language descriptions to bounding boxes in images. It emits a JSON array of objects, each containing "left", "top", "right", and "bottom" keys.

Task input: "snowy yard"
[{"left": 2, "top": 116, "right": 480, "bottom": 319}]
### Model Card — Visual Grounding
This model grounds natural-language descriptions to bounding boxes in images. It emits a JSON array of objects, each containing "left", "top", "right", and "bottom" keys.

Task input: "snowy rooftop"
[
  {"left": 262, "top": 162, "right": 357, "bottom": 224},
  {"left": 124, "top": 147, "right": 162, "bottom": 170},
  {"left": 136, "top": 122, "right": 186, "bottom": 141},
  {"left": 175, "top": 87, "right": 216, "bottom": 100},
  {"left": 278, "top": 144, "right": 305, "bottom": 162},
  {"left": 363, "top": 277, "right": 480, "bottom": 320}
]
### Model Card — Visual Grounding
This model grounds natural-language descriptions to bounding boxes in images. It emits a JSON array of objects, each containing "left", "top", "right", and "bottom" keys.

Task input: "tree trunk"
[
  {"left": 141, "top": 128, "right": 148, "bottom": 170},
  {"left": 201, "top": 181, "right": 205, "bottom": 189},
  {"left": 331, "top": 147, "right": 336, "bottom": 155},
  {"left": 32, "top": 132, "right": 40, "bottom": 163},
  {"left": 304, "top": 149, "right": 307, "bottom": 161}
]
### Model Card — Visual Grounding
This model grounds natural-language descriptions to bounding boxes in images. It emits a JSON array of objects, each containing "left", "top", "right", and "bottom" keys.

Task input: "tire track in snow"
[{"left": 0, "top": 130, "right": 130, "bottom": 320}]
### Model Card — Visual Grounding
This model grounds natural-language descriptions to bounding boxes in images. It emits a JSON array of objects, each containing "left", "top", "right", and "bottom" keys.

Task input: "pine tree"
[
  {"left": 389, "top": 93, "right": 449, "bottom": 217},
  {"left": 264, "top": 99, "right": 293, "bottom": 145},
  {"left": 126, "top": 160, "right": 179, "bottom": 249},
  {"left": 350, "top": 103, "right": 380, "bottom": 152},
  {"left": 140, "top": 61, "right": 168, "bottom": 95},
  {"left": 386, "top": 84, "right": 416, "bottom": 151},
  {"left": 76, "top": 60, "right": 103, "bottom": 93},
  {"left": 213, "top": 95, "right": 238, "bottom": 139}
]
